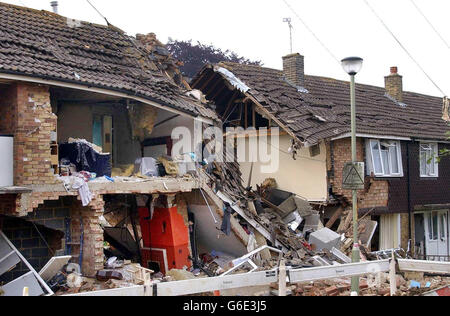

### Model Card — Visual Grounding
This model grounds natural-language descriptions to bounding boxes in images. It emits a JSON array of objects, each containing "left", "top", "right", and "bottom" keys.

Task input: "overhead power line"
[
  {"left": 282, "top": 0, "right": 340, "bottom": 65},
  {"left": 409, "top": 0, "right": 450, "bottom": 51},
  {"left": 86, "top": 0, "right": 111, "bottom": 26},
  {"left": 364, "top": 0, "right": 447, "bottom": 97}
]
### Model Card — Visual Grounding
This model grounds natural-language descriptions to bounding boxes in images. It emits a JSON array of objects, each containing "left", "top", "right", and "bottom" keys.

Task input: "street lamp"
[{"left": 341, "top": 56, "right": 364, "bottom": 295}]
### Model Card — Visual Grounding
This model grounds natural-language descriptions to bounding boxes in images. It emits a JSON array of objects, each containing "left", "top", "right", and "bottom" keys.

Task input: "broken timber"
[{"left": 214, "top": 190, "right": 289, "bottom": 252}]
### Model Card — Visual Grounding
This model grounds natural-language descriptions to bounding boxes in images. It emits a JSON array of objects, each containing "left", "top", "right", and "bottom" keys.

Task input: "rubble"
[{"left": 292, "top": 274, "right": 450, "bottom": 297}]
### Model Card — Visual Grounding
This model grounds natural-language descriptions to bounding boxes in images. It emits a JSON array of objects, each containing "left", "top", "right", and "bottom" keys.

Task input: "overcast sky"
[{"left": 4, "top": 0, "right": 450, "bottom": 97}]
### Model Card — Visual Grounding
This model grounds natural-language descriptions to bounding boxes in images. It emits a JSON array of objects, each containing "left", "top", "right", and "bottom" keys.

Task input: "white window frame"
[
  {"left": 420, "top": 142, "right": 439, "bottom": 178},
  {"left": 367, "top": 139, "right": 404, "bottom": 177}
]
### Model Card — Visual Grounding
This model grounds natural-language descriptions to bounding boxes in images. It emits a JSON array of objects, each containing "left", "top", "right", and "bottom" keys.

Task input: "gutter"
[
  {"left": 0, "top": 72, "right": 214, "bottom": 125},
  {"left": 331, "top": 133, "right": 412, "bottom": 142}
]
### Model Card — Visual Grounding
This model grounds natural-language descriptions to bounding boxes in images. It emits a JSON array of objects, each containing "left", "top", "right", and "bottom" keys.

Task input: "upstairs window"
[
  {"left": 420, "top": 143, "right": 439, "bottom": 178},
  {"left": 368, "top": 139, "right": 403, "bottom": 177}
]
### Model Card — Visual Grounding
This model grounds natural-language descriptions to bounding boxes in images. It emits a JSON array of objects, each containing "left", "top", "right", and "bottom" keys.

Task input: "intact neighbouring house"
[{"left": 192, "top": 54, "right": 450, "bottom": 260}]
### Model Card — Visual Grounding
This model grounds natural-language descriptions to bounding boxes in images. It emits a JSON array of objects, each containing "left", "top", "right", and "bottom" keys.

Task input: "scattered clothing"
[{"left": 221, "top": 202, "right": 232, "bottom": 236}]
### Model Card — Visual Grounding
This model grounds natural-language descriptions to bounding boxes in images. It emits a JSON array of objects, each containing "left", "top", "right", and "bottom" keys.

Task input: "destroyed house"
[
  {"left": 0, "top": 4, "right": 319, "bottom": 295},
  {"left": 0, "top": 1, "right": 229, "bottom": 283},
  {"left": 192, "top": 53, "right": 450, "bottom": 261}
]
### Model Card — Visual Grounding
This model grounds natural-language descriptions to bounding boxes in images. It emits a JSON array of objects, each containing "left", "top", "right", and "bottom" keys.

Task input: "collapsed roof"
[
  {"left": 0, "top": 2, "right": 217, "bottom": 120},
  {"left": 192, "top": 62, "right": 448, "bottom": 144}
]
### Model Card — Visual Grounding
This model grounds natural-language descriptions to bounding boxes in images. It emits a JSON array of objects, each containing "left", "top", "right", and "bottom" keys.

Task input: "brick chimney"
[
  {"left": 385, "top": 66, "right": 403, "bottom": 102},
  {"left": 283, "top": 53, "right": 305, "bottom": 87}
]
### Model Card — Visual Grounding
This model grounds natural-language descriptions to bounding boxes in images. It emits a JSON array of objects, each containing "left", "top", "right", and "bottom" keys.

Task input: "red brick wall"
[
  {"left": 14, "top": 83, "right": 57, "bottom": 186},
  {"left": 70, "top": 195, "right": 105, "bottom": 276},
  {"left": 0, "top": 82, "right": 57, "bottom": 186},
  {"left": 329, "top": 138, "right": 389, "bottom": 212}
]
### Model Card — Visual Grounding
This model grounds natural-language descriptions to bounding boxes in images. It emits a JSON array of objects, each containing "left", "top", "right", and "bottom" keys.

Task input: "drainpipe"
[{"left": 406, "top": 142, "right": 412, "bottom": 253}]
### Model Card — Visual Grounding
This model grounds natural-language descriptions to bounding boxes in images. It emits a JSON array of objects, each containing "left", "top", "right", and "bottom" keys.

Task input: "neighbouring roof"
[
  {"left": 194, "top": 62, "right": 448, "bottom": 143},
  {"left": 0, "top": 2, "right": 217, "bottom": 120}
]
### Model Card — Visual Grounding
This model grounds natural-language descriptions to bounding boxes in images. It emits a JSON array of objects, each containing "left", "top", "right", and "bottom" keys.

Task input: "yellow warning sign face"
[{"left": 342, "top": 162, "right": 365, "bottom": 190}]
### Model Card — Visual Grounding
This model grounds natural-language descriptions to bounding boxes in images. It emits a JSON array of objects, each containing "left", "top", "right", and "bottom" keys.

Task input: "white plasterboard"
[{"left": 39, "top": 256, "right": 72, "bottom": 281}]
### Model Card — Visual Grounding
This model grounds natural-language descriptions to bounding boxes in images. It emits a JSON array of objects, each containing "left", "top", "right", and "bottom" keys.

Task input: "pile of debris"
[
  {"left": 290, "top": 274, "right": 450, "bottom": 297},
  {"left": 204, "top": 160, "right": 351, "bottom": 268},
  {"left": 55, "top": 257, "right": 154, "bottom": 295}
]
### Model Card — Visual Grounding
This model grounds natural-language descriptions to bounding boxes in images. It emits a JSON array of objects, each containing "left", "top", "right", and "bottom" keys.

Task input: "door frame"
[{"left": 417, "top": 210, "right": 449, "bottom": 261}]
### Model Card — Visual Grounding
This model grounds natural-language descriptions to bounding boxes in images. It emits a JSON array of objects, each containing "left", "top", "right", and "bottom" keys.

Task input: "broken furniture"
[
  {"left": 0, "top": 230, "right": 53, "bottom": 296},
  {"left": 59, "top": 140, "right": 112, "bottom": 177},
  {"left": 39, "top": 255, "right": 72, "bottom": 282},
  {"left": 139, "top": 205, "right": 191, "bottom": 274},
  {"left": 263, "top": 188, "right": 321, "bottom": 233},
  {"left": 221, "top": 245, "right": 283, "bottom": 276}
]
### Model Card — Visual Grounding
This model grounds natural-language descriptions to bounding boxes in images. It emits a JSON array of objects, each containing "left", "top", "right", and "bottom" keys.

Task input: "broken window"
[
  {"left": 309, "top": 144, "right": 321, "bottom": 157},
  {"left": 368, "top": 140, "right": 403, "bottom": 177},
  {"left": 428, "top": 212, "right": 439, "bottom": 241},
  {"left": 420, "top": 143, "right": 439, "bottom": 178}
]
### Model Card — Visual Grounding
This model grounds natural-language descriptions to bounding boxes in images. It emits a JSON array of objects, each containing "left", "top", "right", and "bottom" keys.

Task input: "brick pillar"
[
  {"left": 14, "top": 82, "right": 57, "bottom": 186},
  {"left": 282, "top": 53, "right": 305, "bottom": 87},
  {"left": 70, "top": 195, "right": 105, "bottom": 276}
]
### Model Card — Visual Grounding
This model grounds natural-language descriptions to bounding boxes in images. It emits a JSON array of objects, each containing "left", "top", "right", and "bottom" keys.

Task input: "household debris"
[{"left": 0, "top": 230, "right": 53, "bottom": 296}]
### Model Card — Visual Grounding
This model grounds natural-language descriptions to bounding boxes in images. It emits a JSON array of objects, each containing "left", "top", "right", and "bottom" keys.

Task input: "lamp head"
[{"left": 341, "top": 57, "right": 364, "bottom": 76}]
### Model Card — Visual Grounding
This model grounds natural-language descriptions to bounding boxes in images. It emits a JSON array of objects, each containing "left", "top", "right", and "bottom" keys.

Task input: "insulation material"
[
  {"left": 111, "top": 164, "right": 135, "bottom": 177},
  {"left": 214, "top": 66, "right": 250, "bottom": 93},
  {"left": 128, "top": 104, "right": 158, "bottom": 142},
  {"left": 158, "top": 157, "right": 179, "bottom": 176}
]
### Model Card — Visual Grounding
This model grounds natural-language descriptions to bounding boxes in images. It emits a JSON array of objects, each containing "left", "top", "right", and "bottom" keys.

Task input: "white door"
[
  {"left": 424, "top": 211, "right": 449, "bottom": 261},
  {"left": 380, "top": 214, "right": 401, "bottom": 250}
]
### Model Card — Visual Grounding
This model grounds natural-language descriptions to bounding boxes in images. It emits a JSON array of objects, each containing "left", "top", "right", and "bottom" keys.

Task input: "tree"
[{"left": 166, "top": 39, "right": 262, "bottom": 80}]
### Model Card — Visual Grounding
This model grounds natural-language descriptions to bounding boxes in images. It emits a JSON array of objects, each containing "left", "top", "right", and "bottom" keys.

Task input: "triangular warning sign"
[
  {"left": 342, "top": 162, "right": 365, "bottom": 190},
  {"left": 344, "top": 165, "right": 364, "bottom": 185}
]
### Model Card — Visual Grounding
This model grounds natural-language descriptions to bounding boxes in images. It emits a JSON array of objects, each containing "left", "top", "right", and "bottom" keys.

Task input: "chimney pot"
[
  {"left": 282, "top": 53, "right": 305, "bottom": 87},
  {"left": 50, "top": 1, "right": 58, "bottom": 14},
  {"left": 385, "top": 66, "right": 403, "bottom": 102}
]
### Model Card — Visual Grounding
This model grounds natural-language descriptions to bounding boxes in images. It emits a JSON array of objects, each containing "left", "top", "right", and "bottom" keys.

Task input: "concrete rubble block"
[
  {"left": 294, "top": 197, "right": 313, "bottom": 217},
  {"left": 278, "top": 196, "right": 297, "bottom": 217},
  {"left": 309, "top": 228, "right": 341, "bottom": 252},
  {"left": 303, "top": 213, "right": 321, "bottom": 232}
]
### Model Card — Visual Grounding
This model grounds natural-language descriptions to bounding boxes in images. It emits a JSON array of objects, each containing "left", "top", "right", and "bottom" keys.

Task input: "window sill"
[
  {"left": 420, "top": 175, "right": 439, "bottom": 179},
  {"left": 373, "top": 174, "right": 404, "bottom": 179}
]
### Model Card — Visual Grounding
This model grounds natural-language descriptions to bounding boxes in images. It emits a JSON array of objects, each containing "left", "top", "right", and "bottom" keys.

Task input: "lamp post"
[{"left": 341, "top": 56, "right": 364, "bottom": 295}]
